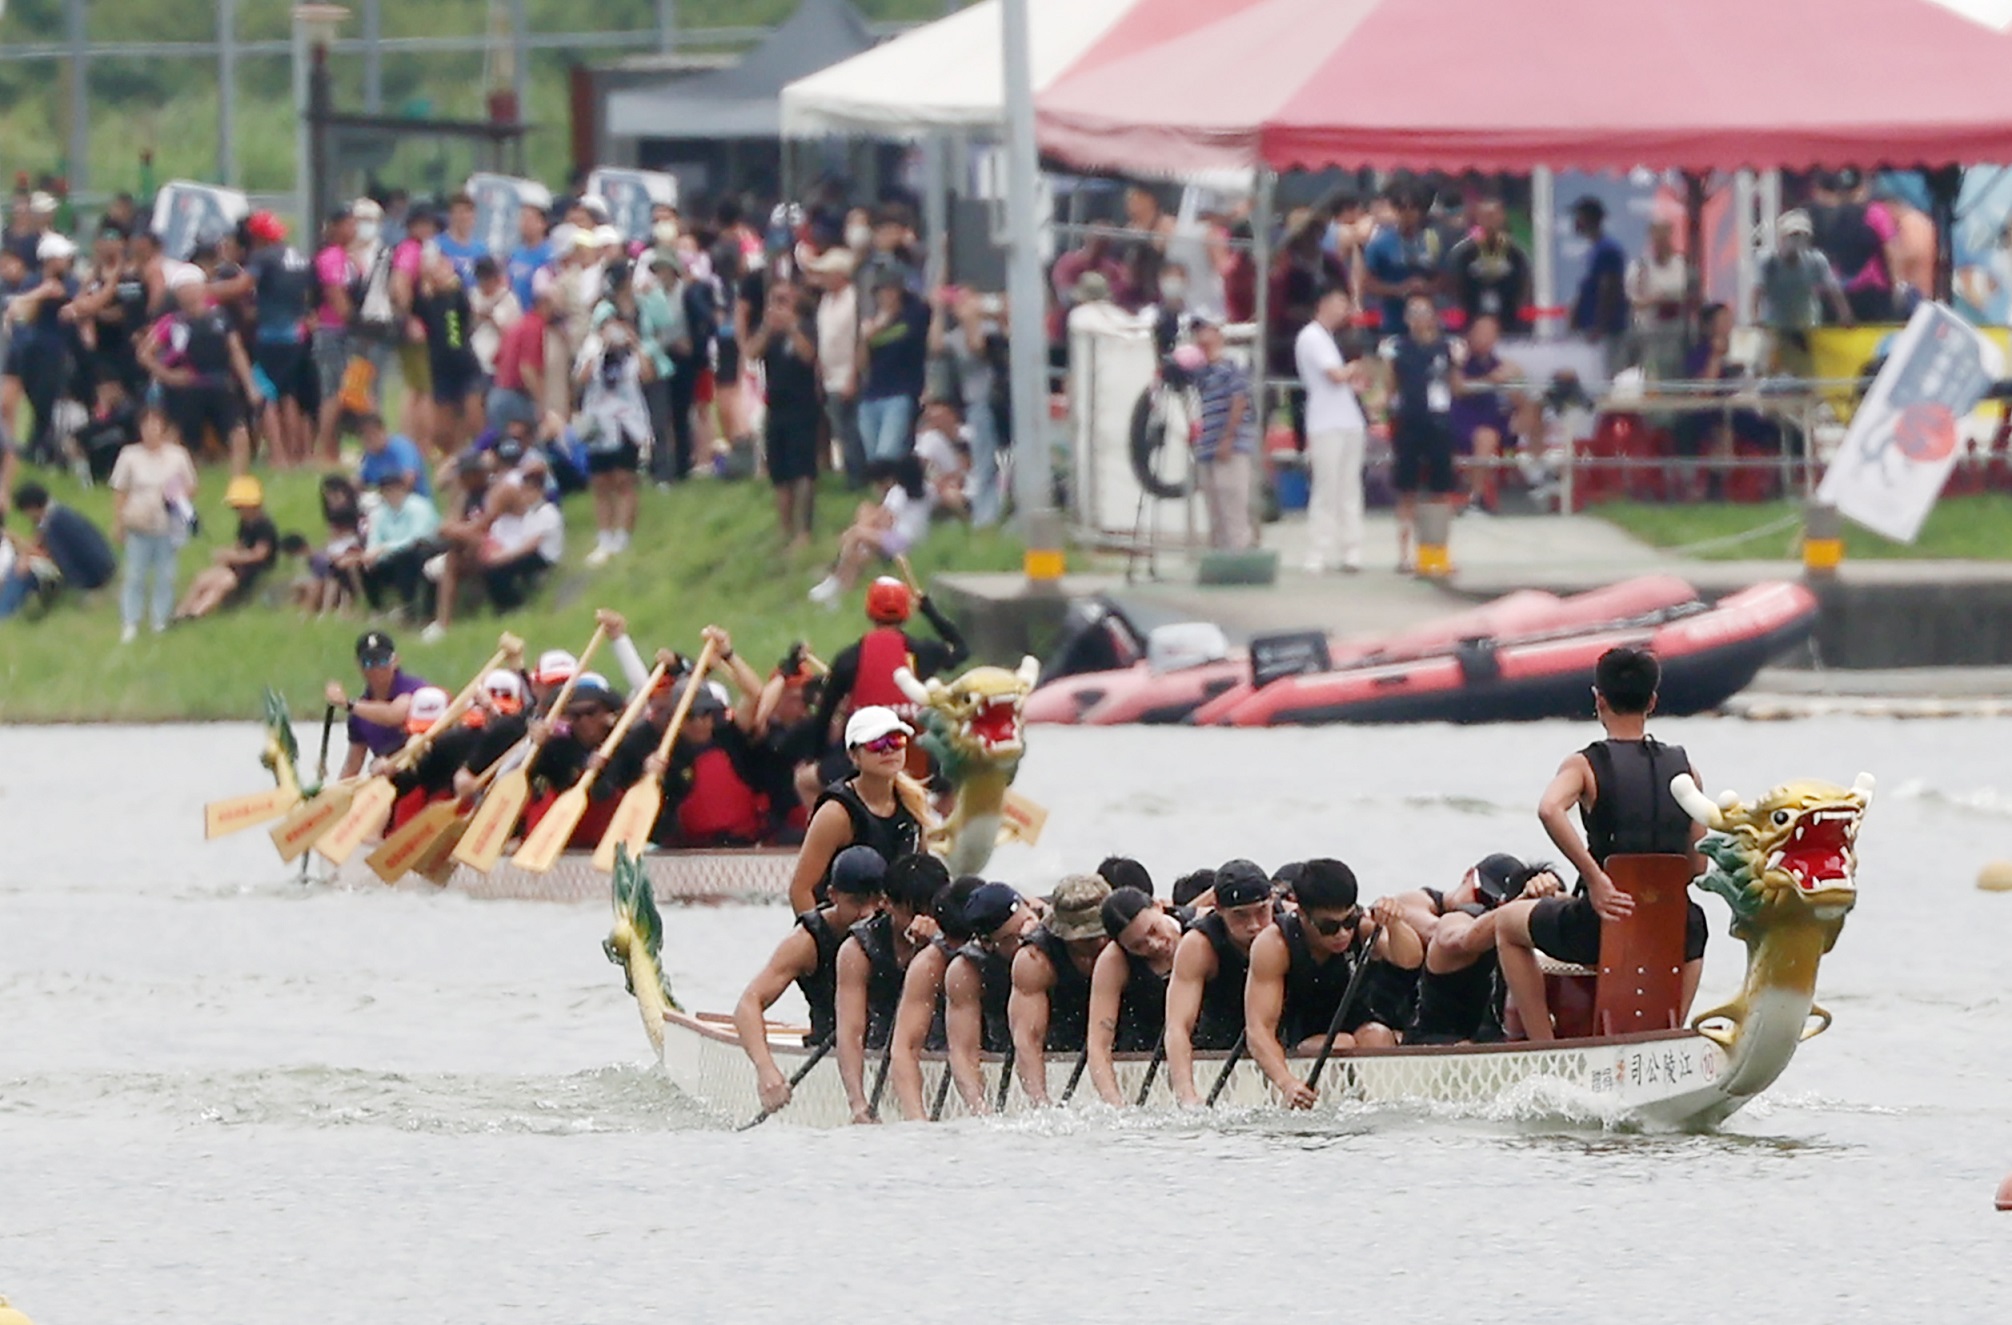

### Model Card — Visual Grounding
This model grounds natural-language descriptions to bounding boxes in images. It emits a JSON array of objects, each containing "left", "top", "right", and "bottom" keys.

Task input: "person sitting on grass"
[
  {"left": 471, "top": 463, "right": 563, "bottom": 617},
  {"left": 0, "top": 480, "right": 116, "bottom": 620},
  {"left": 353, "top": 411, "right": 433, "bottom": 498},
  {"left": 911, "top": 400, "right": 972, "bottom": 519},
  {"left": 807, "top": 454, "right": 935, "bottom": 607},
  {"left": 312, "top": 473, "right": 366, "bottom": 615},
  {"left": 353, "top": 466, "right": 440, "bottom": 621},
  {"left": 173, "top": 474, "right": 278, "bottom": 622},
  {"left": 419, "top": 451, "right": 498, "bottom": 642}
]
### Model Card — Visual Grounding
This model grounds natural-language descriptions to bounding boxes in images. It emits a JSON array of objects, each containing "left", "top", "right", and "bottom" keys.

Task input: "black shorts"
[
  {"left": 586, "top": 442, "right": 642, "bottom": 475},
  {"left": 766, "top": 411, "right": 820, "bottom": 485},
  {"left": 431, "top": 367, "right": 480, "bottom": 406},
  {"left": 716, "top": 338, "right": 742, "bottom": 380},
  {"left": 1393, "top": 414, "right": 1457, "bottom": 494},
  {"left": 169, "top": 384, "right": 244, "bottom": 449},
  {"left": 253, "top": 341, "right": 313, "bottom": 411},
  {"left": 1529, "top": 893, "right": 1708, "bottom": 966}
]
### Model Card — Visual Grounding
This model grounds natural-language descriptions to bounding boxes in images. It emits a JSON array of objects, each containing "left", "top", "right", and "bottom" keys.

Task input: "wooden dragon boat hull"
[
  {"left": 656, "top": 1010, "right": 1748, "bottom": 1131},
  {"left": 330, "top": 848, "right": 795, "bottom": 904}
]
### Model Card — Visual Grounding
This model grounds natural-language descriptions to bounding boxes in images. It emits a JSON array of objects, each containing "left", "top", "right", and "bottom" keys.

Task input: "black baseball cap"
[
  {"left": 1214, "top": 859, "right": 1271, "bottom": 909},
  {"left": 961, "top": 882, "right": 1022, "bottom": 936},
  {"left": 355, "top": 630, "right": 396, "bottom": 667},
  {"left": 1473, "top": 853, "right": 1526, "bottom": 906},
  {"left": 829, "top": 845, "right": 888, "bottom": 897}
]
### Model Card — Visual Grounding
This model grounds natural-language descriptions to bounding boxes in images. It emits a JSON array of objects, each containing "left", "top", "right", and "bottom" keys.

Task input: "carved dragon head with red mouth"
[{"left": 1673, "top": 773, "right": 1873, "bottom": 935}]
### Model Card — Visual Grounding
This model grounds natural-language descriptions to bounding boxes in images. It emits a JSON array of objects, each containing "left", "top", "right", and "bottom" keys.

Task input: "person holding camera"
[{"left": 575, "top": 304, "right": 654, "bottom": 568}]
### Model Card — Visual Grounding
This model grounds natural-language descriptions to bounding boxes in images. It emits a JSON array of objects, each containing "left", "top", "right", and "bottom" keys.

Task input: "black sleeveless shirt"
[
  {"left": 850, "top": 912, "right": 908, "bottom": 1051},
  {"left": 1408, "top": 901, "right": 1501, "bottom": 1044},
  {"left": 1191, "top": 911, "right": 1251, "bottom": 1051},
  {"left": 1582, "top": 737, "right": 1695, "bottom": 865},
  {"left": 953, "top": 943, "right": 1013, "bottom": 1053},
  {"left": 812, "top": 778, "right": 921, "bottom": 898},
  {"left": 1026, "top": 925, "right": 1095, "bottom": 1053},
  {"left": 794, "top": 909, "right": 844, "bottom": 1046},
  {"left": 1278, "top": 912, "right": 1360, "bottom": 1045}
]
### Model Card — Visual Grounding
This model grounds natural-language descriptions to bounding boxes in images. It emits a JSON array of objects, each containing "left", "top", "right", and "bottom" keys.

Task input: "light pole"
[
  {"left": 292, "top": 4, "right": 348, "bottom": 233},
  {"left": 999, "top": 0, "right": 1060, "bottom": 581}
]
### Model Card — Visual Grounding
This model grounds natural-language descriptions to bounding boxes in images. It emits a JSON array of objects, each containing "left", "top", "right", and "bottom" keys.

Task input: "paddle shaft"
[
  {"left": 1134, "top": 1038, "right": 1168, "bottom": 1107},
  {"left": 511, "top": 658, "right": 671, "bottom": 869},
  {"left": 1059, "top": 1047, "right": 1090, "bottom": 1104},
  {"left": 592, "top": 640, "right": 723, "bottom": 871},
  {"left": 928, "top": 1056, "right": 956, "bottom": 1122},
  {"left": 1304, "top": 924, "right": 1384, "bottom": 1093},
  {"left": 299, "top": 704, "right": 339, "bottom": 882},
  {"left": 737, "top": 1033, "right": 836, "bottom": 1132},
  {"left": 993, "top": 1044, "right": 1015, "bottom": 1112},
  {"left": 868, "top": 1043, "right": 894, "bottom": 1118},
  {"left": 375, "top": 636, "right": 526, "bottom": 781},
  {"left": 1204, "top": 1032, "right": 1247, "bottom": 1108}
]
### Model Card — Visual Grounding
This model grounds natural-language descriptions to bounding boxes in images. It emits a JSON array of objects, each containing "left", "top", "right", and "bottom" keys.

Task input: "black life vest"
[
  {"left": 1278, "top": 912, "right": 1359, "bottom": 1046},
  {"left": 676, "top": 746, "right": 767, "bottom": 844},
  {"left": 850, "top": 912, "right": 908, "bottom": 1052},
  {"left": 1409, "top": 903, "right": 1502, "bottom": 1044},
  {"left": 1582, "top": 737, "right": 1695, "bottom": 866},
  {"left": 1026, "top": 925, "right": 1095, "bottom": 1053},
  {"left": 954, "top": 943, "right": 1013, "bottom": 1053},
  {"left": 813, "top": 779, "right": 921, "bottom": 894},
  {"left": 794, "top": 908, "right": 844, "bottom": 1046},
  {"left": 1117, "top": 949, "right": 1172, "bottom": 1052},
  {"left": 1191, "top": 911, "right": 1251, "bottom": 1051}
]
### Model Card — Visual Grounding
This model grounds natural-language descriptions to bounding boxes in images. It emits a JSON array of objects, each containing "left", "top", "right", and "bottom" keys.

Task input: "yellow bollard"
[
  {"left": 1415, "top": 501, "right": 1454, "bottom": 578},
  {"left": 1803, "top": 501, "right": 1844, "bottom": 576},
  {"left": 1023, "top": 511, "right": 1066, "bottom": 586}
]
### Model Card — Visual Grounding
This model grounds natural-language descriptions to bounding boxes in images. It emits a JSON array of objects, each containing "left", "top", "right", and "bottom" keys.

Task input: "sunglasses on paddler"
[
  {"left": 1309, "top": 909, "right": 1361, "bottom": 938},
  {"left": 858, "top": 732, "right": 908, "bottom": 755}
]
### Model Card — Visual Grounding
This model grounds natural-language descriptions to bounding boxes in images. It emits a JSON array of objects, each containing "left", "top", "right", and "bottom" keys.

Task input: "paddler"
[
  {"left": 1245, "top": 858, "right": 1424, "bottom": 1110},
  {"left": 1406, "top": 855, "right": 1564, "bottom": 1045},
  {"left": 1495, "top": 646, "right": 1709, "bottom": 1042},
  {"left": 452, "top": 669, "right": 532, "bottom": 795},
  {"left": 518, "top": 672, "right": 636, "bottom": 848},
  {"left": 385, "top": 685, "right": 476, "bottom": 830},
  {"left": 787, "top": 705, "right": 926, "bottom": 913},
  {"left": 647, "top": 627, "right": 774, "bottom": 847},
  {"left": 835, "top": 853, "right": 949, "bottom": 1123},
  {"left": 1164, "top": 859, "right": 1275, "bottom": 1108},
  {"left": 325, "top": 629, "right": 429, "bottom": 778},
  {"left": 807, "top": 575, "right": 967, "bottom": 754},
  {"left": 1007, "top": 874, "right": 1112, "bottom": 1106},
  {"left": 732, "top": 845, "right": 888, "bottom": 1115},
  {"left": 1085, "top": 886, "right": 1190, "bottom": 1107},
  {"left": 888, "top": 874, "right": 986, "bottom": 1122},
  {"left": 943, "top": 882, "right": 1039, "bottom": 1116}
]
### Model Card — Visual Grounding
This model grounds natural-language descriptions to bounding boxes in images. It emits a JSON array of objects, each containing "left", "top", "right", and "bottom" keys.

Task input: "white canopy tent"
[{"left": 779, "top": 0, "right": 1134, "bottom": 140}]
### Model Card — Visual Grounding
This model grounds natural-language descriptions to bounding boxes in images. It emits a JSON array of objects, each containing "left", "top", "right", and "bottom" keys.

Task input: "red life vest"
[
  {"left": 851, "top": 626, "right": 915, "bottom": 709},
  {"left": 676, "top": 747, "right": 769, "bottom": 844}
]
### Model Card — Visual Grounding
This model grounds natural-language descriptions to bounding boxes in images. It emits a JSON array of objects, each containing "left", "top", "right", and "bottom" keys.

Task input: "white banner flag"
[{"left": 1816, "top": 301, "right": 2003, "bottom": 543}]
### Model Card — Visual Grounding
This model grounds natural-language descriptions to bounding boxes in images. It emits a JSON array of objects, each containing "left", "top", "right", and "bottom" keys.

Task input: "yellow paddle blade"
[
  {"left": 270, "top": 783, "right": 356, "bottom": 863},
  {"left": 592, "top": 778, "right": 664, "bottom": 873},
  {"left": 512, "top": 785, "right": 588, "bottom": 873},
  {"left": 364, "top": 799, "right": 462, "bottom": 883},
  {"left": 999, "top": 789, "right": 1049, "bottom": 846},
  {"left": 415, "top": 818, "right": 470, "bottom": 886},
  {"left": 453, "top": 767, "right": 529, "bottom": 874},
  {"left": 205, "top": 786, "right": 301, "bottom": 839},
  {"left": 314, "top": 778, "right": 396, "bottom": 866}
]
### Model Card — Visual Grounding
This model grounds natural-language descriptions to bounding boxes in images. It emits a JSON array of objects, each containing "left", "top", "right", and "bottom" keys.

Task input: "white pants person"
[
  {"left": 1304, "top": 426, "right": 1366, "bottom": 571},
  {"left": 1199, "top": 451, "right": 1254, "bottom": 551}
]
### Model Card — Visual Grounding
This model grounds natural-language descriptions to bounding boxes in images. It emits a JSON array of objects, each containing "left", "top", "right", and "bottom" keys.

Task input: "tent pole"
[
  {"left": 1683, "top": 171, "right": 1706, "bottom": 321},
  {"left": 1251, "top": 165, "right": 1275, "bottom": 462},
  {"left": 1927, "top": 164, "right": 1962, "bottom": 304},
  {"left": 1733, "top": 169, "right": 1756, "bottom": 324},
  {"left": 923, "top": 134, "right": 949, "bottom": 289},
  {"left": 1531, "top": 166, "right": 1555, "bottom": 340},
  {"left": 1000, "top": 0, "right": 1056, "bottom": 548}
]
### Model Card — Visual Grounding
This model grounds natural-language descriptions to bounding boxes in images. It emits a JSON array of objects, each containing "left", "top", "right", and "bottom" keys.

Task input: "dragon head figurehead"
[
  {"left": 1673, "top": 772, "right": 1872, "bottom": 1093},
  {"left": 603, "top": 846, "right": 680, "bottom": 1055},
  {"left": 1672, "top": 772, "right": 1872, "bottom": 948},
  {"left": 894, "top": 656, "right": 1040, "bottom": 876},
  {"left": 259, "top": 687, "right": 305, "bottom": 797}
]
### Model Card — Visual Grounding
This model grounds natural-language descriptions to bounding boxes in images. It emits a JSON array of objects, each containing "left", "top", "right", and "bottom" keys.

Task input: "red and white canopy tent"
[{"left": 1036, "top": 0, "right": 2012, "bottom": 307}]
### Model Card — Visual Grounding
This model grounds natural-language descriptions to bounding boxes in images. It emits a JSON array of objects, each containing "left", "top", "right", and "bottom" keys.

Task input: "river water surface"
[{"left": 3, "top": 718, "right": 2010, "bottom": 1322}]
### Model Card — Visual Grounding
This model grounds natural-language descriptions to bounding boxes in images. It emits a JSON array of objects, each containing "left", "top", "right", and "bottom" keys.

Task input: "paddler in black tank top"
[
  {"left": 1165, "top": 860, "right": 1276, "bottom": 1108},
  {"left": 1086, "top": 886, "right": 1189, "bottom": 1107},
  {"left": 1495, "top": 646, "right": 1710, "bottom": 1043},
  {"left": 1007, "top": 874, "right": 1112, "bottom": 1106},
  {"left": 1407, "top": 855, "right": 1564, "bottom": 1045},
  {"left": 835, "top": 854, "right": 949, "bottom": 1124},
  {"left": 889, "top": 875, "right": 985, "bottom": 1121},
  {"left": 1246, "top": 858, "right": 1424, "bottom": 1110},
  {"left": 788, "top": 705, "right": 924, "bottom": 913},
  {"left": 944, "top": 883, "right": 1039, "bottom": 1116},
  {"left": 730, "top": 847, "right": 887, "bottom": 1115}
]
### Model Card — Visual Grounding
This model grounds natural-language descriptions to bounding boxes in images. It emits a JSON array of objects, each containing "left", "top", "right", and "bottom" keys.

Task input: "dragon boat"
[{"left": 605, "top": 772, "right": 1873, "bottom": 1131}]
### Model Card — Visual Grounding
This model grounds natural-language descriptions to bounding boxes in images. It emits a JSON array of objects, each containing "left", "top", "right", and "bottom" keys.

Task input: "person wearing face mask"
[{"left": 1755, "top": 209, "right": 1854, "bottom": 378}]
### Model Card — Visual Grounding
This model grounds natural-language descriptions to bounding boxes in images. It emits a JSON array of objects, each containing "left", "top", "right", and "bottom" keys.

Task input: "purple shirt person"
[{"left": 329, "top": 630, "right": 430, "bottom": 773}]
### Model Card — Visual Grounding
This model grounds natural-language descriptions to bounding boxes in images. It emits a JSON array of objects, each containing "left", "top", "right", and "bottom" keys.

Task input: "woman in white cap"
[
  {"left": 786, "top": 705, "right": 928, "bottom": 913},
  {"left": 5, "top": 231, "right": 78, "bottom": 462}
]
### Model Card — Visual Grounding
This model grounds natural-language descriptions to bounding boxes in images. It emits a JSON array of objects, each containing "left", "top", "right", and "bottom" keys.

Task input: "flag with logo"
[{"left": 1816, "top": 302, "right": 2003, "bottom": 543}]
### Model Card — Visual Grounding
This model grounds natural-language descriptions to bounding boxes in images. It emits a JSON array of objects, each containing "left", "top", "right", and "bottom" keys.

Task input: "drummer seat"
[{"left": 1595, "top": 854, "right": 1694, "bottom": 1036}]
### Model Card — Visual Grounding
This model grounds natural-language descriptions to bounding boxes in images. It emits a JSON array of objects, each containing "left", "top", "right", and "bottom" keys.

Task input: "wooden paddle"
[
  {"left": 1134, "top": 1038, "right": 1167, "bottom": 1107},
  {"left": 1204, "top": 1032, "right": 1247, "bottom": 1108},
  {"left": 928, "top": 1056, "right": 956, "bottom": 1121},
  {"left": 1303, "top": 924, "right": 1384, "bottom": 1095},
  {"left": 894, "top": 553, "right": 924, "bottom": 597},
  {"left": 867, "top": 1043, "right": 895, "bottom": 1119},
  {"left": 591, "top": 638, "right": 721, "bottom": 873},
  {"left": 736, "top": 1033, "right": 837, "bottom": 1131},
  {"left": 511, "top": 657, "right": 669, "bottom": 873},
  {"left": 311, "top": 635, "right": 524, "bottom": 866},
  {"left": 1059, "top": 1047, "right": 1091, "bottom": 1104},
  {"left": 363, "top": 753, "right": 512, "bottom": 884},
  {"left": 453, "top": 623, "right": 609, "bottom": 873},
  {"left": 997, "top": 789, "right": 1049, "bottom": 847},
  {"left": 993, "top": 1043, "right": 1016, "bottom": 1112},
  {"left": 206, "top": 700, "right": 318, "bottom": 838}
]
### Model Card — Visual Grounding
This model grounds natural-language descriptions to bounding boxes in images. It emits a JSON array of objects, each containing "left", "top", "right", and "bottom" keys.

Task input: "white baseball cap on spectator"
[
  {"left": 166, "top": 261, "right": 204, "bottom": 290},
  {"left": 351, "top": 197, "right": 383, "bottom": 221},
  {"left": 579, "top": 194, "right": 611, "bottom": 222},
  {"left": 36, "top": 233, "right": 76, "bottom": 262},
  {"left": 1778, "top": 209, "right": 1814, "bottom": 239},
  {"left": 27, "top": 191, "right": 57, "bottom": 215},
  {"left": 517, "top": 182, "right": 554, "bottom": 213}
]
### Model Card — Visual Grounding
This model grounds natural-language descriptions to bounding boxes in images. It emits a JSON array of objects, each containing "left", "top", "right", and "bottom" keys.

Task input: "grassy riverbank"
[
  {"left": 0, "top": 462, "right": 1023, "bottom": 724},
  {"left": 1598, "top": 495, "right": 2012, "bottom": 561}
]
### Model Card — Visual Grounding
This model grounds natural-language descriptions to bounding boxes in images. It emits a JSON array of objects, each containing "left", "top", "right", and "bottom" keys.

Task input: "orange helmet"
[{"left": 865, "top": 576, "right": 912, "bottom": 625}]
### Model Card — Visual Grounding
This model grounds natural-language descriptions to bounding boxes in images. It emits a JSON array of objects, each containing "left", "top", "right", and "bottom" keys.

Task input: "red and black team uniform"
[{"left": 810, "top": 579, "right": 968, "bottom": 780}]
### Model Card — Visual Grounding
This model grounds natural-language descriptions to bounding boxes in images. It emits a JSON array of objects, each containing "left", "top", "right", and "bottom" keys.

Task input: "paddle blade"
[
  {"left": 999, "top": 790, "right": 1049, "bottom": 846},
  {"left": 270, "top": 784, "right": 356, "bottom": 863},
  {"left": 592, "top": 779, "right": 664, "bottom": 873},
  {"left": 314, "top": 779, "right": 396, "bottom": 866},
  {"left": 453, "top": 768, "right": 528, "bottom": 874},
  {"left": 512, "top": 786, "right": 587, "bottom": 873},
  {"left": 364, "top": 800, "right": 462, "bottom": 883},
  {"left": 205, "top": 787, "right": 300, "bottom": 839},
  {"left": 415, "top": 819, "right": 468, "bottom": 886}
]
